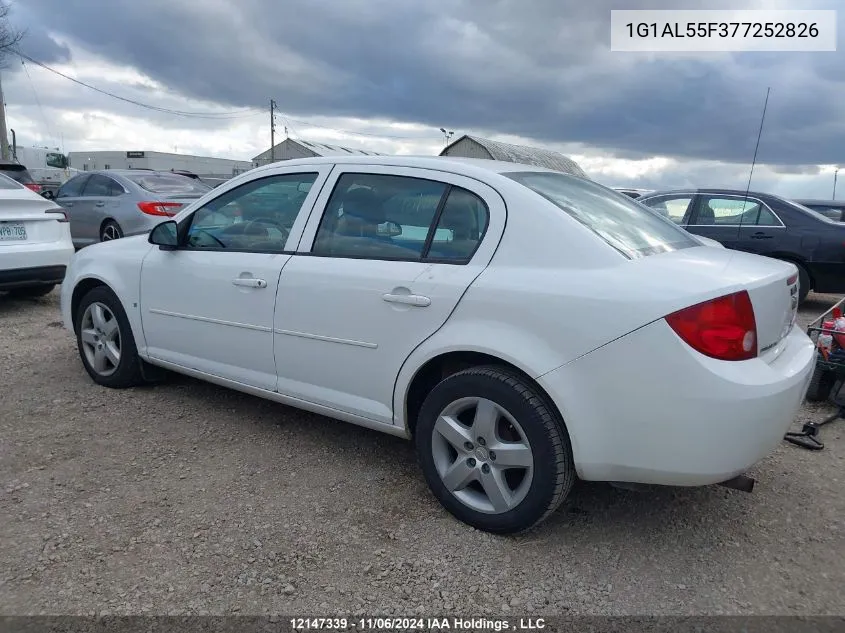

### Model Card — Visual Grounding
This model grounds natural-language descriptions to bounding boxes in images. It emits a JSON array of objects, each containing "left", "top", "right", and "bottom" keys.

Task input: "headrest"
[{"left": 341, "top": 188, "right": 384, "bottom": 223}]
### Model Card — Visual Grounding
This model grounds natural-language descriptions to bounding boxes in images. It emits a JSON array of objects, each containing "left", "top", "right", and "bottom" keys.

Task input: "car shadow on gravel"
[{"left": 147, "top": 373, "right": 754, "bottom": 544}]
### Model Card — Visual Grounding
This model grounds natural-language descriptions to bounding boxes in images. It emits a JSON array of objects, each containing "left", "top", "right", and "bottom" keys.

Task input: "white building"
[
  {"left": 67, "top": 150, "right": 253, "bottom": 179},
  {"left": 252, "top": 138, "right": 387, "bottom": 167},
  {"left": 440, "top": 134, "right": 588, "bottom": 178}
]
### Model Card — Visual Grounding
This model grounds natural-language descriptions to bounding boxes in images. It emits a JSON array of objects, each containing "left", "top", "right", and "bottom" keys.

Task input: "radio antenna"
[{"left": 742, "top": 87, "right": 771, "bottom": 206}]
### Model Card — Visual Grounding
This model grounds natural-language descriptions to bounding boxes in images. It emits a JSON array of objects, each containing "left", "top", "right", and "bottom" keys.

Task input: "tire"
[
  {"left": 795, "top": 263, "right": 810, "bottom": 304},
  {"left": 7, "top": 284, "right": 56, "bottom": 298},
  {"left": 74, "top": 286, "right": 144, "bottom": 388},
  {"left": 415, "top": 365, "right": 575, "bottom": 534},
  {"left": 100, "top": 220, "right": 123, "bottom": 242},
  {"left": 805, "top": 367, "right": 836, "bottom": 402}
]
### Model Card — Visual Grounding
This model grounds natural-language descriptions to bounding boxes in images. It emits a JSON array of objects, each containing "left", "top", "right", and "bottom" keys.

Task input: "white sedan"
[
  {"left": 59, "top": 156, "right": 815, "bottom": 533},
  {"left": 0, "top": 173, "right": 74, "bottom": 297}
]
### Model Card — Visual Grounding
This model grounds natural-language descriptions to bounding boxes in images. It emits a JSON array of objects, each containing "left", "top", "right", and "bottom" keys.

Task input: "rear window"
[
  {"left": 125, "top": 173, "right": 211, "bottom": 195},
  {"left": 0, "top": 165, "right": 35, "bottom": 185},
  {"left": 0, "top": 173, "right": 24, "bottom": 189},
  {"left": 505, "top": 171, "right": 699, "bottom": 259}
]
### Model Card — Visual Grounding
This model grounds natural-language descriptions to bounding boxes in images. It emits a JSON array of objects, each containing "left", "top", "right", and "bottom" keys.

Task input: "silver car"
[{"left": 55, "top": 170, "right": 211, "bottom": 248}]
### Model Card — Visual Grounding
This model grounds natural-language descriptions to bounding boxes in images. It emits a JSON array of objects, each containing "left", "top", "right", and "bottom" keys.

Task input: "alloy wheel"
[
  {"left": 79, "top": 302, "right": 122, "bottom": 377},
  {"left": 430, "top": 397, "right": 534, "bottom": 514},
  {"left": 102, "top": 224, "right": 122, "bottom": 241}
]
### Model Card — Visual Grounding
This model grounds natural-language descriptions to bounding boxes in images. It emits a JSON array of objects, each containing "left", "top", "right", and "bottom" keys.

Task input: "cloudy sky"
[{"left": 4, "top": 0, "right": 844, "bottom": 197}]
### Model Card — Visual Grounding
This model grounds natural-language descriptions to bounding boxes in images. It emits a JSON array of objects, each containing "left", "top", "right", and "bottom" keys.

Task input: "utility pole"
[
  {"left": 270, "top": 98, "right": 277, "bottom": 163},
  {"left": 0, "top": 73, "right": 9, "bottom": 161},
  {"left": 834, "top": 167, "right": 839, "bottom": 200}
]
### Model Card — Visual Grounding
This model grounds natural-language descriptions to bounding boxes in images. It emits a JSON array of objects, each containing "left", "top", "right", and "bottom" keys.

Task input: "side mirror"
[
  {"left": 149, "top": 220, "right": 179, "bottom": 250},
  {"left": 41, "top": 190, "right": 55, "bottom": 200},
  {"left": 379, "top": 221, "right": 402, "bottom": 237}
]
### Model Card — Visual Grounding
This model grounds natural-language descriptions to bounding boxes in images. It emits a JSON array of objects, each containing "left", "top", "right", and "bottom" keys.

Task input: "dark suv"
[{"left": 0, "top": 161, "right": 41, "bottom": 194}]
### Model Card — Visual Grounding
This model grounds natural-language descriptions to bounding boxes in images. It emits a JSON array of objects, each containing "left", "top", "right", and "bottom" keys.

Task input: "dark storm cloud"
[{"left": 14, "top": 0, "right": 845, "bottom": 166}]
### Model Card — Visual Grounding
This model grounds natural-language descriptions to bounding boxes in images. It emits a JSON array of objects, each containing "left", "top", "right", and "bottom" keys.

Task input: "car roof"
[
  {"left": 249, "top": 155, "right": 568, "bottom": 178},
  {"left": 794, "top": 198, "right": 845, "bottom": 207},
  {"left": 85, "top": 169, "right": 190, "bottom": 177},
  {"left": 0, "top": 161, "right": 29, "bottom": 170},
  {"left": 640, "top": 188, "right": 780, "bottom": 199}
]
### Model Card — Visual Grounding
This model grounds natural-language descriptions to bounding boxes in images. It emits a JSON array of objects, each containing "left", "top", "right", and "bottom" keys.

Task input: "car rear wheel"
[
  {"left": 7, "top": 284, "right": 56, "bottom": 298},
  {"left": 100, "top": 220, "right": 123, "bottom": 242},
  {"left": 74, "top": 286, "right": 144, "bottom": 388},
  {"left": 415, "top": 366, "right": 575, "bottom": 534}
]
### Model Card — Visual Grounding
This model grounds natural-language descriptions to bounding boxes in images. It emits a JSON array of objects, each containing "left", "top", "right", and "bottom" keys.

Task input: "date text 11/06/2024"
[
  {"left": 626, "top": 21, "right": 819, "bottom": 39},
  {"left": 289, "top": 617, "right": 547, "bottom": 631}
]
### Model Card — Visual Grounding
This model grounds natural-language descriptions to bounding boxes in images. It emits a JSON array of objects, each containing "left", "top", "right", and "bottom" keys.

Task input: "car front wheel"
[
  {"left": 415, "top": 366, "right": 575, "bottom": 534},
  {"left": 74, "top": 286, "right": 144, "bottom": 388}
]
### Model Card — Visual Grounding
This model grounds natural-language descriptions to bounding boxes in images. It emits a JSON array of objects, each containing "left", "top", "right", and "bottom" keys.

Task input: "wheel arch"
[
  {"left": 99, "top": 217, "right": 122, "bottom": 239},
  {"left": 400, "top": 349, "right": 569, "bottom": 444},
  {"left": 69, "top": 275, "right": 146, "bottom": 353}
]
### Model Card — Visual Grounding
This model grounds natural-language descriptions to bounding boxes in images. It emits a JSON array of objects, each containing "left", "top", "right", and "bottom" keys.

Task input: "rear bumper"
[
  {"left": 538, "top": 319, "right": 815, "bottom": 486},
  {"left": 0, "top": 265, "right": 67, "bottom": 290}
]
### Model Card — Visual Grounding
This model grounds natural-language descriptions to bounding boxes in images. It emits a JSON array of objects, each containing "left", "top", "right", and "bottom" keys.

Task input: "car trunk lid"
[
  {"left": 0, "top": 197, "right": 66, "bottom": 244},
  {"left": 631, "top": 246, "right": 800, "bottom": 361}
]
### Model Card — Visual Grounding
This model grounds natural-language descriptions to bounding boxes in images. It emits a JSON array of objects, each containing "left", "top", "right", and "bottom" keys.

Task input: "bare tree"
[{"left": 0, "top": 1, "right": 24, "bottom": 67}]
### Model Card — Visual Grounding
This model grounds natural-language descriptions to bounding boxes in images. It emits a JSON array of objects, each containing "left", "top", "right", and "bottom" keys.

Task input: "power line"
[
  {"left": 15, "top": 50, "right": 262, "bottom": 119},
  {"left": 16, "top": 51, "right": 442, "bottom": 142},
  {"left": 19, "top": 58, "right": 56, "bottom": 147}
]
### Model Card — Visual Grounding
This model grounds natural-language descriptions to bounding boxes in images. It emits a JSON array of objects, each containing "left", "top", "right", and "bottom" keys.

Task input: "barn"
[{"left": 440, "top": 134, "right": 588, "bottom": 178}]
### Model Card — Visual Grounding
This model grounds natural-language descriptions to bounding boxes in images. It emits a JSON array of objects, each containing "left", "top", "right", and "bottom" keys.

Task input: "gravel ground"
[{"left": 1, "top": 288, "right": 844, "bottom": 617}]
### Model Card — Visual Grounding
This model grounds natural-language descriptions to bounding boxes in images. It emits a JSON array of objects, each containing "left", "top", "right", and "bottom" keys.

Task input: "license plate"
[{"left": 0, "top": 223, "right": 27, "bottom": 241}]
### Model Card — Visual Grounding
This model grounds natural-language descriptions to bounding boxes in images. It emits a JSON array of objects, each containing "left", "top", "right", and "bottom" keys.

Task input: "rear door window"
[
  {"left": 506, "top": 171, "right": 699, "bottom": 259},
  {"left": 82, "top": 174, "right": 124, "bottom": 197}
]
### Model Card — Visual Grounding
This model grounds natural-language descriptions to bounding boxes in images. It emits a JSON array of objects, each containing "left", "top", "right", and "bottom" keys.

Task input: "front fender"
[{"left": 60, "top": 240, "right": 151, "bottom": 355}]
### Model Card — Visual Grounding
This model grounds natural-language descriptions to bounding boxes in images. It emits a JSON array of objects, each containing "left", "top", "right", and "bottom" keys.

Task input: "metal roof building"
[
  {"left": 440, "top": 134, "right": 588, "bottom": 178},
  {"left": 252, "top": 138, "right": 387, "bottom": 167}
]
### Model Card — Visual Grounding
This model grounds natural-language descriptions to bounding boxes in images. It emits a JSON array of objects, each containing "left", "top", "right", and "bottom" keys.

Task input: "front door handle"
[
  {"left": 232, "top": 278, "right": 267, "bottom": 288},
  {"left": 382, "top": 292, "right": 431, "bottom": 307}
]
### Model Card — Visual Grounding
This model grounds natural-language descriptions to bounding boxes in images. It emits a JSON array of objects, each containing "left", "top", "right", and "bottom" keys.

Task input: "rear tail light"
[
  {"left": 137, "top": 201, "right": 183, "bottom": 217},
  {"left": 665, "top": 290, "right": 757, "bottom": 361},
  {"left": 24, "top": 183, "right": 42, "bottom": 193},
  {"left": 45, "top": 209, "right": 69, "bottom": 223}
]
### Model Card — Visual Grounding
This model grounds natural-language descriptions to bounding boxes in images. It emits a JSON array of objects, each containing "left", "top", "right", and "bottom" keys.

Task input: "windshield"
[
  {"left": 505, "top": 171, "right": 699, "bottom": 259},
  {"left": 125, "top": 173, "right": 211, "bottom": 196}
]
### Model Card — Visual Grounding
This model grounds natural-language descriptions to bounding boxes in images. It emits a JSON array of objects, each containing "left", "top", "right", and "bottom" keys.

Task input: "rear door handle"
[
  {"left": 382, "top": 293, "right": 431, "bottom": 307},
  {"left": 232, "top": 278, "right": 267, "bottom": 288},
  {"left": 750, "top": 232, "right": 773, "bottom": 239},
  {"left": 64, "top": 202, "right": 74, "bottom": 207},
  {"left": 95, "top": 201, "right": 105, "bottom": 208}
]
